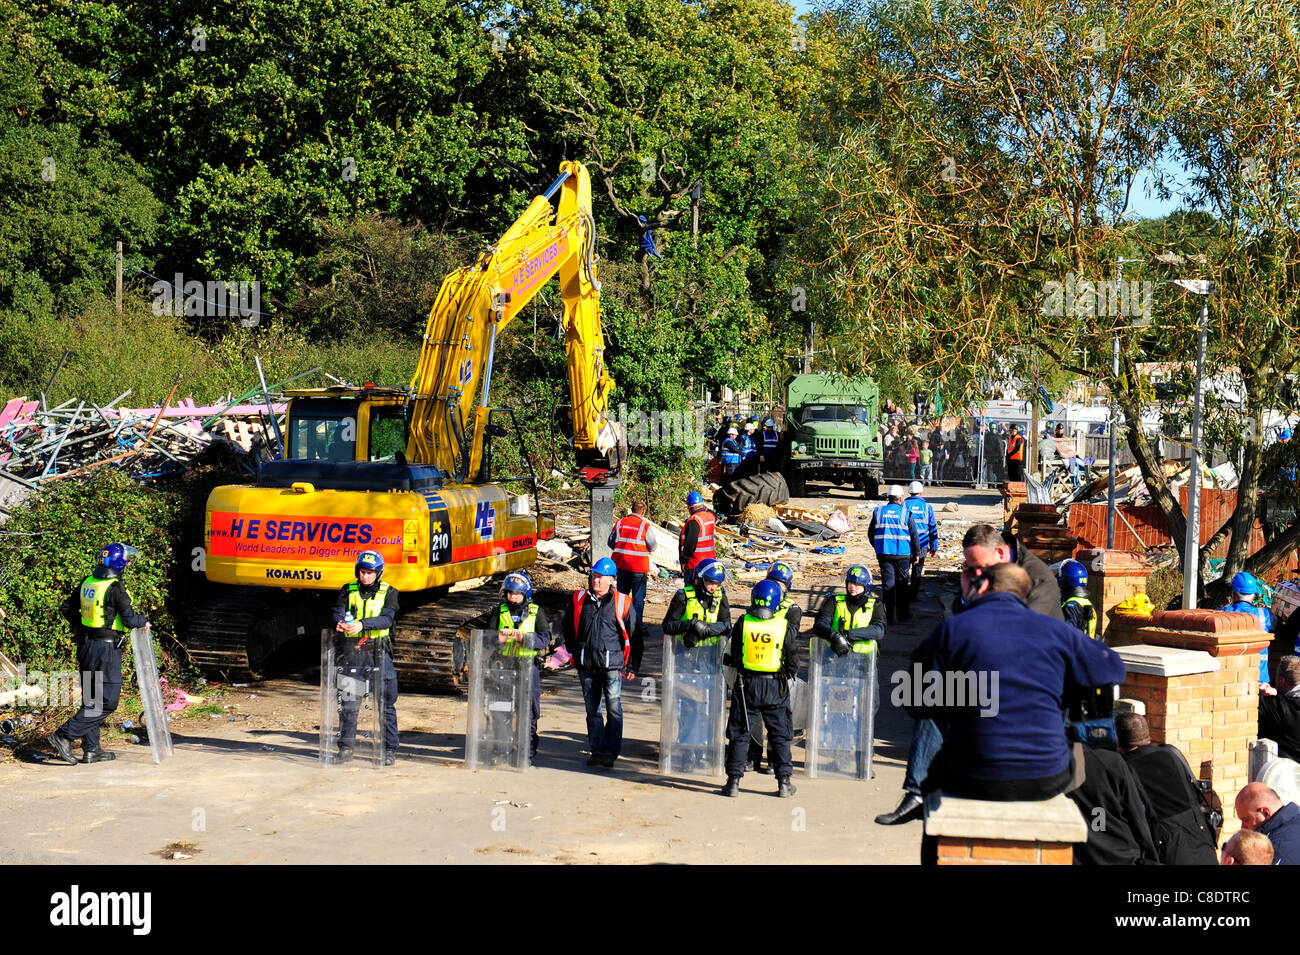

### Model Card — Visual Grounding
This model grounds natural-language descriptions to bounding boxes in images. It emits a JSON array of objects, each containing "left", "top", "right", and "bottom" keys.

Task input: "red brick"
[
  {"left": 937, "top": 838, "right": 970, "bottom": 859},
  {"left": 970, "top": 840, "right": 1040, "bottom": 862}
]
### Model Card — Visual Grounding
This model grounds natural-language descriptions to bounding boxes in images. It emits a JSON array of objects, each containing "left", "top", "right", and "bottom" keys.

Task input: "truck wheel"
[
  {"left": 863, "top": 475, "right": 880, "bottom": 500},
  {"left": 715, "top": 472, "right": 790, "bottom": 516}
]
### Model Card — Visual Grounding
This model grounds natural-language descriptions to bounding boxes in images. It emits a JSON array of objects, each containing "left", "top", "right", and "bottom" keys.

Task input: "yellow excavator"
[{"left": 189, "top": 163, "right": 624, "bottom": 691}]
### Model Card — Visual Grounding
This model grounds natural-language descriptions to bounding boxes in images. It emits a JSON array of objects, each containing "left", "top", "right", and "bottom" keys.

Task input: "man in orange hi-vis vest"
[
  {"left": 1005, "top": 424, "right": 1025, "bottom": 483},
  {"left": 607, "top": 499, "right": 662, "bottom": 652}
]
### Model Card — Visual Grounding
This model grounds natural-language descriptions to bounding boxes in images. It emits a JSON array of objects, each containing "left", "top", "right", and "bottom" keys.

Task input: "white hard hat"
[
  {"left": 888, "top": 484, "right": 905, "bottom": 499},
  {"left": 908, "top": 480, "right": 923, "bottom": 495},
  {"left": 764, "top": 418, "right": 776, "bottom": 427},
  {"left": 727, "top": 426, "right": 738, "bottom": 435},
  {"left": 744, "top": 421, "right": 756, "bottom": 430}
]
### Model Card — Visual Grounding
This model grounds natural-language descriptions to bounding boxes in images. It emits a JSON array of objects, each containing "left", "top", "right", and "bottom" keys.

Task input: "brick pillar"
[
  {"left": 1002, "top": 482, "right": 1028, "bottom": 528},
  {"left": 1080, "top": 548, "right": 1151, "bottom": 640},
  {"left": 1115, "top": 643, "right": 1218, "bottom": 766},
  {"left": 925, "top": 793, "right": 1087, "bottom": 865},
  {"left": 1130, "top": 610, "right": 1273, "bottom": 838}
]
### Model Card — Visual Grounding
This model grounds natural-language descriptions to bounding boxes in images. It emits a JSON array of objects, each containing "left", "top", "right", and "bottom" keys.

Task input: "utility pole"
[
  {"left": 116, "top": 241, "right": 123, "bottom": 314},
  {"left": 689, "top": 181, "right": 702, "bottom": 250}
]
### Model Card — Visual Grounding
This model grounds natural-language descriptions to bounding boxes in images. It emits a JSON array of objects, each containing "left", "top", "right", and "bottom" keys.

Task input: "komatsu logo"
[{"left": 265, "top": 568, "right": 323, "bottom": 581}]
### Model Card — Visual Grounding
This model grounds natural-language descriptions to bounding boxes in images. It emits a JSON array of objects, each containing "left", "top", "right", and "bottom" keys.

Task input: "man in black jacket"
[
  {"left": 1067, "top": 745, "right": 1161, "bottom": 865},
  {"left": 1117, "top": 713, "right": 1218, "bottom": 864},
  {"left": 562, "top": 557, "right": 639, "bottom": 768},
  {"left": 50, "top": 543, "right": 150, "bottom": 765},
  {"left": 1260, "top": 654, "right": 1300, "bottom": 762},
  {"left": 330, "top": 550, "right": 401, "bottom": 763}
]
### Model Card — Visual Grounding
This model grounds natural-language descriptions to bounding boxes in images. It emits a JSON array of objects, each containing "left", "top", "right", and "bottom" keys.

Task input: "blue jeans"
[
  {"left": 903, "top": 717, "right": 944, "bottom": 795},
  {"left": 616, "top": 568, "right": 647, "bottom": 639},
  {"left": 579, "top": 667, "right": 624, "bottom": 757}
]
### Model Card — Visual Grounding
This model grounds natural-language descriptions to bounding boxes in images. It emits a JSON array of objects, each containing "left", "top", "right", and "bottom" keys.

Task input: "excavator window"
[
  {"left": 368, "top": 408, "right": 409, "bottom": 462},
  {"left": 289, "top": 416, "right": 355, "bottom": 461}
]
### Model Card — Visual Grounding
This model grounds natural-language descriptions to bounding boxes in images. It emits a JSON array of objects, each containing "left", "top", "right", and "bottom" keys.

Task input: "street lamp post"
[{"left": 1168, "top": 279, "right": 1214, "bottom": 610}]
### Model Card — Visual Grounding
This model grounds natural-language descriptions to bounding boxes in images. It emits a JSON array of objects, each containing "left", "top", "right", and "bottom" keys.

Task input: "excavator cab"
[{"left": 280, "top": 386, "right": 411, "bottom": 463}]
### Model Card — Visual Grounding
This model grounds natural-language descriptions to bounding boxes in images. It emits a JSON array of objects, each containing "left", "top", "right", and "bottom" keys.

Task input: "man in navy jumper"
[
  {"left": 911, "top": 562, "right": 1125, "bottom": 801},
  {"left": 1235, "top": 782, "right": 1300, "bottom": 865}
]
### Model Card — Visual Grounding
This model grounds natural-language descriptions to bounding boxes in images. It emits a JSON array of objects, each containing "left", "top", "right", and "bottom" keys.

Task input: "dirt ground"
[{"left": 0, "top": 486, "right": 1004, "bottom": 865}]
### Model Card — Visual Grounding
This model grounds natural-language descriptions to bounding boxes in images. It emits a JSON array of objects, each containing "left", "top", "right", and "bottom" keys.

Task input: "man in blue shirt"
[
  {"left": 903, "top": 481, "right": 939, "bottom": 601},
  {"left": 1236, "top": 782, "right": 1300, "bottom": 865}
]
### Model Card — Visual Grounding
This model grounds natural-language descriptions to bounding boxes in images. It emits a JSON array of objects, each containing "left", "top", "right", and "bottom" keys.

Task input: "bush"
[{"left": 1145, "top": 564, "right": 1183, "bottom": 612}]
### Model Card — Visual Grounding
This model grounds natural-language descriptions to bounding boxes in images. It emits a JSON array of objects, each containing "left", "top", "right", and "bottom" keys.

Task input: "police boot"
[
  {"left": 874, "top": 793, "right": 923, "bottom": 826},
  {"left": 82, "top": 748, "right": 116, "bottom": 764},
  {"left": 49, "top": 732, "right": 79, "bottom": 766},
  {"left": 777, "top": 778, "right": 797, "bottom": 798},
  {"left": 720, "top": 776, "right": 741, "bottom": 797},
  {"left": 337, "top": 745, "right": 355, "bottom": 763}
]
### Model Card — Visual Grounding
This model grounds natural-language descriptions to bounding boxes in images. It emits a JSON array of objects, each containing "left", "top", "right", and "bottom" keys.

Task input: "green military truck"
[{"left": 781, "top": 374, "right": 884, "bottom": 499}]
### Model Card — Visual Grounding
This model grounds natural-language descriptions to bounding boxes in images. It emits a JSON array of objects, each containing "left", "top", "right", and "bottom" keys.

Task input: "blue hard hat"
[
  {"left": 846, "top": 564, "right": 872, "bottom": 588},
  {"left": 1058, "top": 559, "right": 1088, "bottom": 590},
  {"left": 767, "top": 561, "right": 794, "bottom": 587},
  {"left": 355, "top": 550, "right": 385, "bottom": 580},
  {"left": 592, "top": 556, "right": 617, "bottom": 577},
  {"left": 752, "top": 579, "right": 782, "bottom": 611},
  {"left": 1281, "top": 429, "right": 1293, "bottom": 441},
  {"left": 99, "top": 542, "right": 136, "bottom": 574},
  {"left": 695, "top": 559, "right": 726, "bottom": 584},
  {"left": 1231, "top": 571, "right": 1260, "bottom": 596},
  {"left": 502, "top": 571, "right": 533, "bottom": 601},
  {"left": 686, "top": 491, "right": 704, "bottom": 508}
]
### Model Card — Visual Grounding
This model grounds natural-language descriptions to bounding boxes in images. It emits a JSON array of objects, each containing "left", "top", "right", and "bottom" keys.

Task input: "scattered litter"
[
  {"left": 766, "top": 517, "right": 790, "bottom": 534},
  {"left": 941, "top": 501, "right": 960, "bottom": 513},
  {"left": 810, "top": 545, "right": 846, "bottom": 555}
]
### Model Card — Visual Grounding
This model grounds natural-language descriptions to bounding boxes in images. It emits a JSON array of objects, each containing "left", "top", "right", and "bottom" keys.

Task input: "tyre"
[
  {"left": 716, "top": 471, "right": 790, "bottom": 516},
  {"left": 863, "top": 474, "right": 880, "bottom": 500}
]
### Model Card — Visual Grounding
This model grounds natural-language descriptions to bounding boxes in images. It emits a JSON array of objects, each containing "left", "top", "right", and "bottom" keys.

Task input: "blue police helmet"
[
  {"left": 752, "top": 579, "right": 783, "bottom": 611},
  {"left": 99, "top": 542, "right": 137, "bottom": 574},
  {"left": 695, "top": 559, "right": 726, "bottom": 585},
  {"left": 1281, "top": 429, "right": 1293, "bottom": 441},
  {"left": 592, "top": 556, "right": 618, "bottom": 577},
  {"left": 686, "top": 491, "right": 704, "bottom": 508},
  {"left": 502, "top": 571, "right": 533, "bottom": 601},
  {"left": 1231, "top": 571, "right": 1260, "bottom": 596},
  {"left": 767, "top": 561, "right": 794, "bottom": 587},
  {"left": 1058, "top": 559, "right": 1088, "bottom": 590},
  {"left": 846, "top": 564, "right": 872, "bottom": 588},
  {"left": 355, "top": 550, "right": 385, "bottom": 581}
]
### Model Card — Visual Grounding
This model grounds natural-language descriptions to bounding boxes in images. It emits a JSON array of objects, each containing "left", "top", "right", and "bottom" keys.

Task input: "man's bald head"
[
  {"left": 1221, "top": 830, "right": 1274, "bottom": 866},
  {"left": 1115, "top": 712, "right": 1152, "bottom": 751},
  {"left": 1235, "top": 782, "right": 1285, "bottom": 832}
]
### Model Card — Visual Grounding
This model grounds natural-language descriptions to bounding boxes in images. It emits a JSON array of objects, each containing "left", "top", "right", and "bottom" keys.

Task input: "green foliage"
[{"left": 0, "top": 469, "right": 223, "bottom": 672}]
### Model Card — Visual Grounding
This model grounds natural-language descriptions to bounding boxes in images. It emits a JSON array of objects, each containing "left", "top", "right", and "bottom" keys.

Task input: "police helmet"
[
  {"left": 907, "top": 480, "right": 923, "bottom": 495},
  {"left": 1231, "top": 571, "right": 1260, "bottom": 596},
  {"left": 767, "top": 561, "right": 794, "bottom": 588},
  {"left": 1058, "top": 559, "right": 1088, "bottom": 590},
  {"left": 846, "top": 564, "right": 873, "bottom": 589},
  {"left": 751, "top": 579, "right": 782, "bottom": 611},
  {"left": 502, "top": 571, "right": 533, "bottom": 602},
  {"left": 1282, "top": 429, "right": 1293, "bottom": 441},
  {"left": 686, "top": 490, "right": 704, "bottom": 508},
  {"left": 99, "top": 542, "right": 139, "bottom": 576},
  {"left": 695, "top": 559, "right": 726, "bottom": 585},
  {"left": 355, "top": 550, "right": 385, "bottom": 581},
  {"left": 592, "top": 556, "right": 618, "bottom": 577}
]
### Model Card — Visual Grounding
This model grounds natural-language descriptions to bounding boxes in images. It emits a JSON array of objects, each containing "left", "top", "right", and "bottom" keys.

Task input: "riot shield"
[
  {"left": 319, "top": 629, "right": 385, "bottom": 767},
  {"left": 130, "top": 627, "right": 173, "bottom": 763},
  {"left": 659, "top": 632, "right": 726, "bottom": 776},
  {"left": 465, "top": 629, "right": 532, "bottom": 771},
  {"left": 805, "top": 638, "right": 877, "bottom": 779}
]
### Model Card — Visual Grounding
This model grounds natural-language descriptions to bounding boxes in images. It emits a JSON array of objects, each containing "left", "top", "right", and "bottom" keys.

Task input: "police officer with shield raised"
[
  {"left": 721, "top": 580, "right": 799, "bottom": 797},
  {"left": 485, "top": 571, "right": 552, "bottom": 764},
  {"left": 330, "top": 550, "right": 400, "bottom": 764},
  {"left": 49, "top": 543, "right": 150, "bottom": 765}
]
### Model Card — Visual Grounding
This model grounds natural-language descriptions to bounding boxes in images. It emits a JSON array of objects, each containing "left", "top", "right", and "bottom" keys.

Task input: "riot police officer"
[
  {"left": 721, "top": 580, "right": 799, "bottom": 797},
  {"left": 330, "top": 550, "right": 400, "bottom": 764},
  {"left": 487, "top": 571, "right": 552, "bottom": 764},
  {"left": 49, "top": 543, "right": 150, "bottom": 765},
  {"left": 662, "top": 559, "right": 731, "bottom": 648},
  {"left": 747, "top": 561, "right": 800, "bottom": 774},
  {"left": 1058, "top": 560, "right": 1097, "bottom": 639},
  {"left": 813, "top": 564, "right": 886, "bottom": 659}
]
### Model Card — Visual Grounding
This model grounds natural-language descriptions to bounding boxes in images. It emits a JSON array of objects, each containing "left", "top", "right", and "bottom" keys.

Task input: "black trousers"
[
  {"left": 725, "top": 674, "right": 793, "bottom": 780},
  {"left": 59, "top": 639, "right": 123, "bottom": 751}
]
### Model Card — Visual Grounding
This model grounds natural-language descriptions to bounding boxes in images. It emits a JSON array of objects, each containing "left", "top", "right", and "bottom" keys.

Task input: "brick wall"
[
  {"left": 937, "top": 838, "right": 1073, "bottom": 865},
  {"left": 1080, "top": 548, "right": 1151, "bottom": 640}
]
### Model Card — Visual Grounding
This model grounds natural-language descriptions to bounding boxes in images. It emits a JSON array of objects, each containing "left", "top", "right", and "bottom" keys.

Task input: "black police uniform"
[
  {"left": 483, "top": 599, "right": 553, "bottom": 762},
  {"left": 330, "top": 580, "right": 401, "bottom": 755},
  {"left": 56, "top": 569, "right": 147, "bottom": 757},
  {"left": 746, "top": 592, "right": 800, "bottom": 772},
  {"left": 724, "top": 607, "right": 799, "bottom": 782}
]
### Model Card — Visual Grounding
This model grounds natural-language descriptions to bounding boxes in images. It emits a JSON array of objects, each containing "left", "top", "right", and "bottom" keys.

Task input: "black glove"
[
  {"left": 830, "top": 634, "right": 852, "bottom": 657},
  {"left": 723, "top": 652, "right": 735, "bottom": 668},
  {"left": 690, "top": 619, "right": 710, "bottom": 638},
  {"left": 682, "top": 631, "right": 698, "bottom": 649}
]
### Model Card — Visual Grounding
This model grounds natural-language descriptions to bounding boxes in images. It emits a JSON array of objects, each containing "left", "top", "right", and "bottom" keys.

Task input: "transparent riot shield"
[
  {"left": 660, "top": 632, "right": 726, "bottom": 776},
  {"left": 130, "top": 627, "right": 173, "bottom": 763},
  {"left": 805, "top": 638, "right": 877, "bottom": 779},
  {"left": 465, "top": 629, "right": 532, "bottom": 771},
  {"left": 319, "top": 630, "right": 385, "bottom": 767}
]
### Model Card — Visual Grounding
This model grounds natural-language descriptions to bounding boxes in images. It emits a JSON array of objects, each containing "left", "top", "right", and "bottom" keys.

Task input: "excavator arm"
[{"left": 406, "top": 162, "right": 622, "bottom": 481}]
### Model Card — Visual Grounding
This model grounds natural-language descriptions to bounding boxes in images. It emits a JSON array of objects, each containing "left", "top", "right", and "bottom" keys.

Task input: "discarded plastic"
[{"left": 811, "top": 545, "right": 846, "bottom": 555}]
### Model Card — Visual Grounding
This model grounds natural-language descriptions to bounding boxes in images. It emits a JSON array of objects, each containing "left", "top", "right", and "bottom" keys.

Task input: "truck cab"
[{"left": 782, "top": 374, "right": 884, "bottom": 498}]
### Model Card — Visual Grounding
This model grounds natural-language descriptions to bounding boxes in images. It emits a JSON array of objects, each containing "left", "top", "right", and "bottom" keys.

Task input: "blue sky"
[{"left": 787, "top": 0, "right": 1187, "bottom": 221}]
